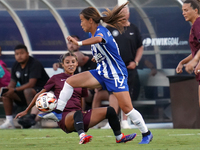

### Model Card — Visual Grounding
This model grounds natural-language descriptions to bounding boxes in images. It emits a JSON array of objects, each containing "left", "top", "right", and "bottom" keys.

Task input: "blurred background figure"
[
  {"left": 53, "top": 35, "right": 81, "bottom": 71},
  {"left": 0, "top": 46, "right": 11, "bottom": 89},
  {"left": 0, "top": 44, "right": 49, "bottom": 129}
]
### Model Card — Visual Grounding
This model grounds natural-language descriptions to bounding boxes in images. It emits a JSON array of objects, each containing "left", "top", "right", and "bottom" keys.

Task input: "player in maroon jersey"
[
  {"left": 15, "top": 52, "right": 136, "bottom": 144},
  {"left": 176, "top": 0, "right": 200, "bottom": 106}
]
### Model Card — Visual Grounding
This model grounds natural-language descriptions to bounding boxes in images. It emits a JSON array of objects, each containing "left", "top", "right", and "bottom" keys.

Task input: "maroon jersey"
[
  {"left": 44, "top": 73, "right": 88, "bottom": 111},
  {"left": 189, "top": 17, "right": 200, "bottom": 80}
]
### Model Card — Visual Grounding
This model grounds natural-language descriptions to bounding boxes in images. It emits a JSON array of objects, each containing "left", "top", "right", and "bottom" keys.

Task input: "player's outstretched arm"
[
  {"left": 176, "top": 54, "right": 193, "bottom": 74},
  {"left": 14, "top": 89, "right": 47, "bottom": 119},
  {"left": 67, "top": 36, "right": 102, "bottom": 46}
]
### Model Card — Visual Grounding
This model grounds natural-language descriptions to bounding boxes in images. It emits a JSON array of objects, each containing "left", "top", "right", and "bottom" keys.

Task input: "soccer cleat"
[
  {"left": 18, "top": 114, "right": 36, "bottom": 129},
  {"left": 0, "top": 120, "right": 15, "bottom": 129},
  {"left": 139, "top": 131, "right": 153, "bottom": 144},
  {"left": 100, "top": 122, "right": 111, "bottom": 129},
  {"left": 38, "top": 111, "right": 62, "bottom": 122},
  {"left": 79, "top": 135, "right": 93, "bottom": 144},
  {"left": 121, "top": 120, "right": 131, "bottom": 129},
  {"left": 116, "top": 133, "right": 137, "bottom": 143}
]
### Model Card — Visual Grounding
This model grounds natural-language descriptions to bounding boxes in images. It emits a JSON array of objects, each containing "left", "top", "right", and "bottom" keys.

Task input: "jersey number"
[{"left": 114, "top": 78, "right": 125, "bottom": 88}]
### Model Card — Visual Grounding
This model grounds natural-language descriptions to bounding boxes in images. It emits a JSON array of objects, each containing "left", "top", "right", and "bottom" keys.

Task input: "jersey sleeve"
[
  {"left": 194, "top": 20, "right": 200, "bottom": 43},
  {"left": 94, "top": 27, "right": 108, "bottom": 44},
  {"left": 43, "top": 75, "right": 55, "bottom": 91}
]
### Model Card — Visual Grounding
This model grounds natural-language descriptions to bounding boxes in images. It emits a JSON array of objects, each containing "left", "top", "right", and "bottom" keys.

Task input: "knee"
[
  {"left": 23, "top": 88, "right": 35, "bottom": 96},
  {"left": 1, "top": 96, "right": 10, "bottom": 103},
  {"left": 66, "top": 78, "right": 72, "bottom": 85}
]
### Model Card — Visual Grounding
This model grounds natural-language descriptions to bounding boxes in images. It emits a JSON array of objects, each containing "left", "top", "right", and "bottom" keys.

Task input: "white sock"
[
  {"left": 126, "top": 108, "right": 148, "bottom": 133},
  {"left": 56, "top": 82, "right": 74, "bottom": 111},
  {"left": 6, "top": 115, "right": 13, "bottom": 122},
  {"left": 116, "top": 134, "right": 123, "bottom": 141},
  {"left": 79, "top": 133, "right": 86, "bottom": 139}
]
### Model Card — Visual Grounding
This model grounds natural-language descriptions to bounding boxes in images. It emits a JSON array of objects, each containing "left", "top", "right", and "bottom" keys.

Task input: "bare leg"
[
  {"left": 23, "top": 88, "right": 36, "bottom": 105},
  {"left": 17, "top": 88, "right": 38, "bottom": 128},
  {"left": 113, "top": 91, "right": 148, "bottom": 133},
  {"left": 109, "top": 93, "right": 130, "bottom": 129},
  {"left": 88, "top": 107, "right": 107, "bottom": 128},
  {"left": 92, "top": 90, "right": 109, "bottom": 108},
  {"left": 31, "top": 106, "right": 41, "bottom": 122},
  {"left": 2, "top": 96, "right": 13, "bottom": 115},
  {"left": 0, "top": 93, "right": 20, "bottom": 129},
  {"left": 109, "top": 94, "right": 119, "bottom": 114},
  {"left": 82, "top": 90, "right": 93, "bottom": 110},
  {"left": 122, "top": 112, "right": 128, "bottom": 121},
  {"left": 64, "top": 111, "right": 76, "bottom": 132},
  {"left": 113, "top": 91, "right": 133, "bottom": 114},
  {"left": 2, "top": 92, "right": 21, "bottom": 115}
]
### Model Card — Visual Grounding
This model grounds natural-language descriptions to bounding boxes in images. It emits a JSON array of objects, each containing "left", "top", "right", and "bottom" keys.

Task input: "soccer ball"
[{"left": 36, "top": 92, "right": 57, "bottom": 112}]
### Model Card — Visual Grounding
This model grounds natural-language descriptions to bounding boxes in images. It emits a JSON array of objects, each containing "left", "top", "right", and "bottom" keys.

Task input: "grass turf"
[{"left": 0, "top": 128, "right": 200, "bottom": 150}]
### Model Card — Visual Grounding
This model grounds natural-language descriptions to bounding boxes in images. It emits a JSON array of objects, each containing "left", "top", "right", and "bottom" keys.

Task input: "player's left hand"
[{"left": 14, "top": 110, "right": 28, "bottom": 119}]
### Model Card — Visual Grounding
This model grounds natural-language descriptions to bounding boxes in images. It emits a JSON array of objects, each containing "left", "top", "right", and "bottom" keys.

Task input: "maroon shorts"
[{"left": 57, "top": 109, "right": 92, "bottom": 134}]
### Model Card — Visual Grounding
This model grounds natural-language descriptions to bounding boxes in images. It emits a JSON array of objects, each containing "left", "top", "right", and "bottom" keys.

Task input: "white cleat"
[
  {"left": 0, "top": 120, "right": 15, "bottom": 129},
  {"left": 101, "top": 122, "right": 111, "bottom": 129},
  {"left": 121, "top": 120, "right": 131, "bottom": 129},
  {"left": 38, "top": 111, "right": 62, "bottom": 122}
]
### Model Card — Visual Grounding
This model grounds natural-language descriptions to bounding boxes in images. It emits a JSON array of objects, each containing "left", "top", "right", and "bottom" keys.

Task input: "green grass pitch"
[{"left": 0, "top": 128, "right": 200, "bottom": 150}]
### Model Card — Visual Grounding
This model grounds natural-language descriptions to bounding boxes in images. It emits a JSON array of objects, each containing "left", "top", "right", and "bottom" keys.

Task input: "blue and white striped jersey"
[{"left": 89, "top": 25, "right": 128, "bottom": 80}]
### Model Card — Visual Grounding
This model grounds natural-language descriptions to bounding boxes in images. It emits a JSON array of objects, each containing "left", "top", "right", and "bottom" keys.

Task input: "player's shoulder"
[
  {"left": 193, "top": 17, "right": 200, "bottom": 26},
  {"left": 97, "top": 25, "right": 108, "bottom": 32},
  {"left": 53, "top": 72, "right": 68, "bottom": 78}
]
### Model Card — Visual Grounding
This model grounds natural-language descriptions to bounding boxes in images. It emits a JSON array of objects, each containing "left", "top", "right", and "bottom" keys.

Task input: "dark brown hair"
[
  {"left": 60, "top": 51, "right": 78, "bottom": 63},
  {"left": 80, "top": 2, "right": 128, "bottom": 33},
  {"left": 184, "top": 0, "right": 200, "bottom": 14}
]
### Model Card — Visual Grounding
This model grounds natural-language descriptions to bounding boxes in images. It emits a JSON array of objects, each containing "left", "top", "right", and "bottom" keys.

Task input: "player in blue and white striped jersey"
[
  {"left": 40, "top": 2, "right": 153, "bottom": 144},
  {"left": 90, "top": 25, "right": 127, "bottom": 78},
  {"left": 89, "top": 25, "right": 129, "bottom": 92}
]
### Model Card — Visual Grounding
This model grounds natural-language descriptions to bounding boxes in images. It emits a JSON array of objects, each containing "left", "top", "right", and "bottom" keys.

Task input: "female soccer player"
[
  {"left": 177, "top": 0, "right": 200, "bottom": 105},
  {"left": 15, "top": 52, "right": 136, "bottom": 144},
  {"left": 40, "top": 2, "right": 152, "bottom": 144}
]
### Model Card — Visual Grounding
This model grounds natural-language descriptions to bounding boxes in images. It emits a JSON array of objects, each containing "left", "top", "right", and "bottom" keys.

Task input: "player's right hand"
[
  {"left": 14, "top": 111, "right": 27, "bottom": 119},
  {"left": 176, "top": 63, "right": 183, "bottom": 74}
]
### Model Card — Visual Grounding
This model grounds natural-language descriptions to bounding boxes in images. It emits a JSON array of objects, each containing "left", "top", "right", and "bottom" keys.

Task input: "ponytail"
[
  {"left": 101, "top": 2, "right": 128, "bottom": 33},
  {"left": 80, "top": 2, "right": 129, "bottom": 33}
]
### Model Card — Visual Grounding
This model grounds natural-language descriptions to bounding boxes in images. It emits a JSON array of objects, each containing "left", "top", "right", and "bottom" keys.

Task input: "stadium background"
[{"left": 0, "top": 0, "right": 192, "bottom": 124}]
